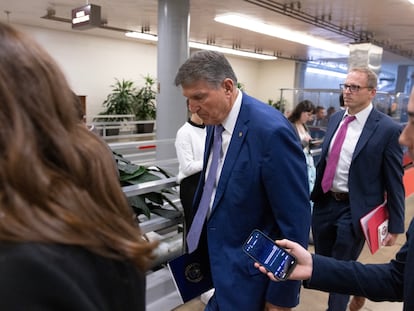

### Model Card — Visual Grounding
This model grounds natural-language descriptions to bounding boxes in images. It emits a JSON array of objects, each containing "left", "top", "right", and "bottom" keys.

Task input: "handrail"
[
  {"left": 92, "top": 114, "right": 135, "bottom": 119},
  {"left": 122, "top": 177, "right": 177, "bottom": 197},
  {"left": 93, "top": 120, "right": 156, "bottom": 125},
  {"left": 109, "top": 138, "right": 175, "bottom": 150}
]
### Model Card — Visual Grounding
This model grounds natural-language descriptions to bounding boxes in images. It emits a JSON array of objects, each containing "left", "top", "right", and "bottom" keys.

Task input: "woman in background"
[
  {"left": 0, "top": 22, "right": 157, "bottom": 310},
  {"left": 288, "top": 100, "right": 318, "bottom": 194},
  {"left": 289, "top": 100, "right": 318, "bottom": 244}
]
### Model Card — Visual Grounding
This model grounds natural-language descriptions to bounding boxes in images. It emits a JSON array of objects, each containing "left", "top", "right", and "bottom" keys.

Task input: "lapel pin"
[{"left": 239, "top": 131, "right": 243, "bottom": 137}]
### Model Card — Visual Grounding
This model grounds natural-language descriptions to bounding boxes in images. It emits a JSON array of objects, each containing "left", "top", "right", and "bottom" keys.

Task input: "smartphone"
[{"left": 243, "top": 229, "right": 297, "bottom": 281}]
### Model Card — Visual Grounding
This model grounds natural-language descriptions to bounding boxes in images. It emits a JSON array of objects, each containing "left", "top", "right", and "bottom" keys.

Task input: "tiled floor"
[{"left": 172, "top": 195, "right": 414, "bottom": 311}]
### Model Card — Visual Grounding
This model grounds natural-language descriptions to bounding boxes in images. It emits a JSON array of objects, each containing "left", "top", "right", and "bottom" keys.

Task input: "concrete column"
[
  {"left": 348, "top": 43, "right": 383, "bottom": 75},
  {"left": 156, "top": 0, "right": 190, "bottom": 161}
]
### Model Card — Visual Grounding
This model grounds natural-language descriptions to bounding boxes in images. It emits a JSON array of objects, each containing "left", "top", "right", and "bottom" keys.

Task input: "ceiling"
[{"left": 2, "top": 0, "right": 414, "bottom": 70}]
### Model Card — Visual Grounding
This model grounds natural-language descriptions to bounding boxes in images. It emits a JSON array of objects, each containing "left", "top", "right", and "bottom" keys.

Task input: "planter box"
[{"left": 136, "top": 122, "right": 154, "bottom": 133}]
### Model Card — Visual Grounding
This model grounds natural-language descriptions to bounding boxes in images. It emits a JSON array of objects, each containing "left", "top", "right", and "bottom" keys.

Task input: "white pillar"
[{"left": 156, "top": 0, "right": 190, "bottom": 161}]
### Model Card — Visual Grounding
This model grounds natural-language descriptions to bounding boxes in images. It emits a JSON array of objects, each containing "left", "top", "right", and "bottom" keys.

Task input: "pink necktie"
[
  {"left": 186, "top": 125, "right": 224, "bottom": 253},
  {"left": 321, "top": 115, "right": 356, "bottom": 193}
]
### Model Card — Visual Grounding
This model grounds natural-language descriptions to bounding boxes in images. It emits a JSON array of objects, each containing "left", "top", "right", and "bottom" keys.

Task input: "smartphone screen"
[{"left": 243, "top": 229, "right": 296, "bottom": 280}]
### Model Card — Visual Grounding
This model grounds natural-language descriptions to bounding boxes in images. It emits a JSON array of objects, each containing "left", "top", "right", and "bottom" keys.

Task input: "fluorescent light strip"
[
  {"left": 214, "top": 14, "right": 349, "bottom": 56},
  {"left": 125, "top": 31, "right": 277, "bottom": 60},
  {"left": 125, "top": 31, "right": 158, "bottom": 42}
]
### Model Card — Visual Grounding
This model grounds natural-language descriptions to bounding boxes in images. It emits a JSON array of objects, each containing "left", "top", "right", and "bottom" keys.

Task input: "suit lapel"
[
  {"left": 193, "top": 126, "right": 214, "bottom": 209},
  {"left": 321, "top": 111, "right": 345, "bottom": 159},
  {"left": 211, "top": 104, "right": 249, "bottom": 213},
  {"left": 352, "top": 109, "right": 380, "bottom": 160}
]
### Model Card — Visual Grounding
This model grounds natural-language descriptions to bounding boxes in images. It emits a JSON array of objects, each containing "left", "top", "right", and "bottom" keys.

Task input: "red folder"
[{"left": 359, "top": 200, "right": 388, "bottom": 254}]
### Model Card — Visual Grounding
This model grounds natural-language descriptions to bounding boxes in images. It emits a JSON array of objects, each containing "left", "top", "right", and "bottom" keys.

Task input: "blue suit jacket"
[
  {"left": 307, "top": 217, "right": 414, "bottom": 311},
  {"left": 311, "top": 108, "right": 405, "bottom": 235},
  {"left": 193, "top": 93, "right": 311, "bottom": 310}
]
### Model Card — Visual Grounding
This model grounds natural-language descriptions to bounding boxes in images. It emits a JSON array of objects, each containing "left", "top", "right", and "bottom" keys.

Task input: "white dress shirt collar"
[{"left": 221, "top": 89, "right": 242, "bottom": 136}]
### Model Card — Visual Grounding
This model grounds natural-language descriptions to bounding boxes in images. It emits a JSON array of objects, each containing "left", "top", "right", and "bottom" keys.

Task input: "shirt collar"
[
  {"left": 345, "top": 103, "right": 372, "bottom": 125},
  {"left": 221, "top": 89, "right": 242, "bottom": 135}
]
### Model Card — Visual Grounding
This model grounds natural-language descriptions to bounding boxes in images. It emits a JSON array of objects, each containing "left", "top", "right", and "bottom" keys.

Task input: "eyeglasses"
[{"left": 339, "top": 84, "right": 372, "bottom": 92}]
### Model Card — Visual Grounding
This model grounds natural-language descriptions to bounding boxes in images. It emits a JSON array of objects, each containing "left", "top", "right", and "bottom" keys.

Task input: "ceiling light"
[
  {"left": 125, "top": 32, "right": 277, "bottom": 60},
  {"left": 125, "top": 31, "right": 158, "bottom": 42},
  {"left": 214, "top": 14, "right": 350, "bottom": 56},
  {"left": 409, "top": 0, "right": 414, "bottom": 4}
]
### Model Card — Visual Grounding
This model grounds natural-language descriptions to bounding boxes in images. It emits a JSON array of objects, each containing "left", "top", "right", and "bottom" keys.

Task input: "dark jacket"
[
  {"left": 311, "top": 108, "right": 405, "bottom": 236},
  {"left": 0, "top": 242, "right": 145, "bottom": 310},
  {"left": 307, "top": 217, "right": 414, "bottom": 311}
]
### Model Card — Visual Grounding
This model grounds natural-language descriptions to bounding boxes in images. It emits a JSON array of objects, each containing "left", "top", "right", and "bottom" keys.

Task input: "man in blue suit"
[
  {"left": 174, "top": 51, "right": 311, "bottom": 310},
  {"left": 310, "top": 67, "right": 405, "bottom": 311}
]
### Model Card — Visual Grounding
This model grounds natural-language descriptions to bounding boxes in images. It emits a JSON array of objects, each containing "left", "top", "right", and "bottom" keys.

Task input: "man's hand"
[
  {"left": 254, "top": 239, "right": 313, "bottom": 281},
  {"left": 264, "top": 302, "right": 291, "bottom": 310},
  {"left": 383, "top": 232, "right": 399, "bottom": 246}
]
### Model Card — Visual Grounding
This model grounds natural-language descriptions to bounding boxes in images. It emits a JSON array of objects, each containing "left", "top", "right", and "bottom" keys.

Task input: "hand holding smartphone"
[{"left": 243, "top": 229, "right": 297, "bottom": 281}]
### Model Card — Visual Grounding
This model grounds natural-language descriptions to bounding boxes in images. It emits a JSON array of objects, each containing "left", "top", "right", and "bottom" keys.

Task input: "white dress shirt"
[
  {"left": 206, "top": 89, "right": 243, "bottom": 215},
  {"left": 329, "top": 103, "right": 372, "bottom": 192},
  {"left": 175, "top": 120, "right": 206, "bottom": 183}
]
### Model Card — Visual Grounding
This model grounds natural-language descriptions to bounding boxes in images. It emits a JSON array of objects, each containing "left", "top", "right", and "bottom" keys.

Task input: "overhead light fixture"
[
  {"left": 125, "top": 32, "right": 277, "bottom": 60},
  {"left": 71, "top": 4, "right": 101, "bottom": 30},
  {"left": 125, "top": 31, "right": 158, "bottom": 42},
  {"left": 214, "top": 14, "right": 350, "bottom": 56},
  {"left": 409, "top": 0, "right": 414, "bottom": 4}
]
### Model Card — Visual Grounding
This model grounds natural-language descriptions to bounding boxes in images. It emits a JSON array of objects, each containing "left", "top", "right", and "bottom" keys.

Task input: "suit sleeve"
[
  {"left": 383, "top": 125, "right": 405, "bottom": 234},
  {"left": 306, "top": 222, "right": 411, "bottom": 303},
  {"left": 263, "top": 124, "right": 312, "bottom": 307}
]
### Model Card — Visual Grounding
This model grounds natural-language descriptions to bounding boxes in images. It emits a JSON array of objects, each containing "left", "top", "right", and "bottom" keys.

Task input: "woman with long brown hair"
[
  {"left": 288, "top": 100, "right": 317, "bottom": 193},
  {"left": 0, "top": 22, "right": 157, "bottom": 310}
]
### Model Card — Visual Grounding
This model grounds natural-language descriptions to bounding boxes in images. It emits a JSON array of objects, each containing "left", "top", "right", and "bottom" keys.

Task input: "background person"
[
  {"left": 310, "top": 67, "right": 405, "bottom": 311},
  {"left": 307, "top": 105, "right": 328, "bottom": 127},
  {"left": 288, "top": 100, "right": 317, "bottom": 195},
  {"left": 288, "top": 100, "right": 318, "bottom": 244},
  {"left": 175, "top": 104, "right": 206, "bottom": 233},
  {"left": 174, "top": 50, "right": 311, "bottom": 311},
  {"left": 0, "top": 22, "right": 157, "bottom": 310}
]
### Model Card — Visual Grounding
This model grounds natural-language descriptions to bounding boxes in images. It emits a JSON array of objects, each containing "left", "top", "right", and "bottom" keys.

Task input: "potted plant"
[
  {"left": 113, "top": 151, "right": 180, "bottom": 221},
  {"left": 268, "top": 98, "right": 286, "bottom": 114},
  {"left": 133, "top": 74, "right": 157, "bottom": 133},
  {"left": 100, "top": 78, "right": 136, "bottom": 135}
]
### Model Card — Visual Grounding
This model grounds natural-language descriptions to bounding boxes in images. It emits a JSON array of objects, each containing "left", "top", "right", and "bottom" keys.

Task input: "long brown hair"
[{"left": 0, "top": 23, "right": 157, "bottom": 270}]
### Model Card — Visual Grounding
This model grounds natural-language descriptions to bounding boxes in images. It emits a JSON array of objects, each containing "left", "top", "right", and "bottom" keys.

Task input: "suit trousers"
[
  {"left": 312, "top": 195, "right": 365, "bottom": 311},
  {"left": 179, "top": 172, "right": 202, "bottom": 233}
]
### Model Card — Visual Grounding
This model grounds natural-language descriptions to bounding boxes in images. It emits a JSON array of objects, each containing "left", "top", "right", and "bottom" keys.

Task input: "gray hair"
[{"left": 174, "top": 50, "right": 238, "bottom": 89}]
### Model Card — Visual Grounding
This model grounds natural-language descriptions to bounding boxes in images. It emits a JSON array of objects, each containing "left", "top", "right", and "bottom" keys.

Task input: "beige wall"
[{"left": 15, "top": 24, "right": 297, "bottom": 121}]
